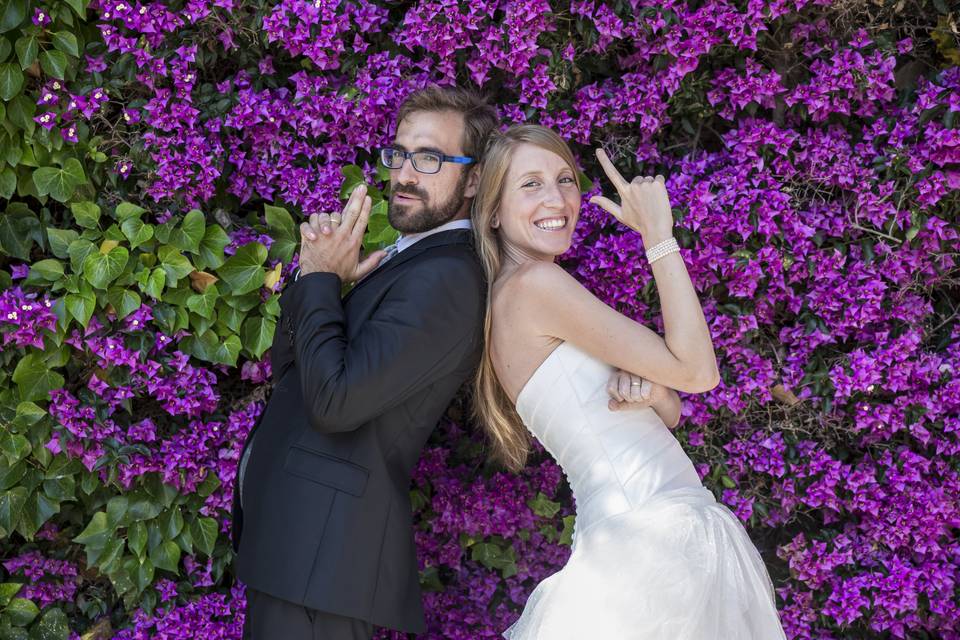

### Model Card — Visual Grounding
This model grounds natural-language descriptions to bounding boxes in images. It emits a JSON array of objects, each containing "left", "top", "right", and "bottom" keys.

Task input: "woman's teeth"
[{"left": 534, "top": 217, "right": 566, "bottom": 231}]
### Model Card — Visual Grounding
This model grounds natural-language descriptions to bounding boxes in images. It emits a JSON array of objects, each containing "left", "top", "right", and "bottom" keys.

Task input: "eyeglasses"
[{"left": 380, "top": 147, "right": 474, "bottom": 175}]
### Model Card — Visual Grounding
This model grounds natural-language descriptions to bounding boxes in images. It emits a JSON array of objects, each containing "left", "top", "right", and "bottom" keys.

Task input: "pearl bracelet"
[{"left": 645, "top": 237, "right": 680, "bottom": 264}]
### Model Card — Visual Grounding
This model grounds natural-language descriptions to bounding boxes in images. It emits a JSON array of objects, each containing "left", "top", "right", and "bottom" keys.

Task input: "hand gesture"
[
  {"left": 298, "top": 184, "right": 387, "bottom": 283},
  {"left": 589, "top": 148, "right": 674, "bottom": 245}
]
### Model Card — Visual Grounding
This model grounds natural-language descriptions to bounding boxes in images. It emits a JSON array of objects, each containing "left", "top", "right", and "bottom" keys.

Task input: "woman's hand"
[
  {"left": 606, "top": 369, "right": 681, "bottom": 428},
  {"left": 589, "top": 148, "right": 674, "bottom": 245}
]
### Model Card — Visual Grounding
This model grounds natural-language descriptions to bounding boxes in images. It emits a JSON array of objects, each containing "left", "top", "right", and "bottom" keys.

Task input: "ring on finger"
[
  {"left": 631, "top": 381, "right": 643, "bottom": 387},
  {"left": 329, "top": 213, "right": 343, "bottom": 225}
]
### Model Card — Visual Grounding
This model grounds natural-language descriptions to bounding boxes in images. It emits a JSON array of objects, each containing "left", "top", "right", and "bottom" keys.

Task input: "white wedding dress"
[{"left": 504, "top": 342, "right": 786, "bottom": 639}]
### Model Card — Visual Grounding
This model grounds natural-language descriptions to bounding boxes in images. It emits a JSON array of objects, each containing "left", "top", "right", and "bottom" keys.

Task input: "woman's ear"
[
  {"left": 464, "top": 165, "right": 481, "bottom": 199},
  {"left": 491, "top": 211, "right": 500, "bottom": 229}
]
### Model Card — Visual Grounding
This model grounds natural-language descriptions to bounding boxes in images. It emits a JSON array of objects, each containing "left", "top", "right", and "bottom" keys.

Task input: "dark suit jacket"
[{"left": 232, "top": 229, "right": 484, "bottom": 633}]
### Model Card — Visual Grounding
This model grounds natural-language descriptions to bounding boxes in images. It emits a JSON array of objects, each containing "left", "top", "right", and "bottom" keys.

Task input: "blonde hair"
[{"left": 471, "top": 124, "right": 580, "bottom": 472}]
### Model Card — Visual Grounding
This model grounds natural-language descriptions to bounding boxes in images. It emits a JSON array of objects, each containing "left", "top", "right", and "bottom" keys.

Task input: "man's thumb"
[{"left": 354, "top": 250, "right": 388, "bottom": 280}]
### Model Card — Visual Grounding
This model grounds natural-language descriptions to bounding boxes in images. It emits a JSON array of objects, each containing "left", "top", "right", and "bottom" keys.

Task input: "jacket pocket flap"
[{"left": 283, "top": 447, "right": 369, "bottom": 497}]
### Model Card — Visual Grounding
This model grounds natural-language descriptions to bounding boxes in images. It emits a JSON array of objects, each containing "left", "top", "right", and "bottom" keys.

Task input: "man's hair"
[{"left": 397, "top": 85, "right": 500, "bottom": 160}]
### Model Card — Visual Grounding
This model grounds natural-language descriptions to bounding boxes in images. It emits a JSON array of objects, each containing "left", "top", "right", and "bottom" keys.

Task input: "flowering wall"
[{"left": 0, "top": 0, "right": 958, "bottom": 638}]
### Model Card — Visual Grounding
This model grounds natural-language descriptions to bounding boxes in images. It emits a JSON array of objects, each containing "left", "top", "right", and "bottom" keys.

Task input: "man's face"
[{"left": 387, "top": 110, "right": 478, "bottom": 234}]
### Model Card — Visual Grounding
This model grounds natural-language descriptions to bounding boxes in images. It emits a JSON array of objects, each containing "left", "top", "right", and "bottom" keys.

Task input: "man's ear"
[{"left": 463, "top": 165, "right": 481, "bottom": 199}]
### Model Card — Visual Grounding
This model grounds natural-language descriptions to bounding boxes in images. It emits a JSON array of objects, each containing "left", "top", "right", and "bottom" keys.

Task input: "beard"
[{"left": 388, "top": 171, "right": 470, "bottom": 234}]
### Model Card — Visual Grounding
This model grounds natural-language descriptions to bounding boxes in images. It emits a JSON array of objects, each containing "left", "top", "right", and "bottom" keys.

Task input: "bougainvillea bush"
[{"left": 0, "top": 0, "right": 958, "bottom": 637}]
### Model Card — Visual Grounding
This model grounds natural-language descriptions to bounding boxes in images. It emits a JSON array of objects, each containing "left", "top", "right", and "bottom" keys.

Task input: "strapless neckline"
[{"left": 515, "top": 341, "right": 573, "bottom": 410}]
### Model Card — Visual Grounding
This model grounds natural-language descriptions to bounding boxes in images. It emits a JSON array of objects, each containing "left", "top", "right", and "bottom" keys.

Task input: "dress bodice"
[{"left": 516, "top": 342, "right": 708, "bottom": 540}]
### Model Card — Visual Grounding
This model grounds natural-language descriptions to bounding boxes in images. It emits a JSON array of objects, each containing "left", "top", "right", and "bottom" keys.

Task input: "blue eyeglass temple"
[{"left": 381, "top": 148, "right": 475, "bottom": 166}]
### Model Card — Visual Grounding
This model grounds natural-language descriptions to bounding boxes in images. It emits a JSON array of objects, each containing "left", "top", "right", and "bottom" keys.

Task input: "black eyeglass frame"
[{"left": 379, "top": 147, "right": 475, "bottom": 175}]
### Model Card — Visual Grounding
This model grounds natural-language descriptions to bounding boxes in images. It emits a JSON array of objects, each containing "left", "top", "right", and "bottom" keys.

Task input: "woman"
[{"left": 472, "top": 125, "right": 786, "bottom": 639}]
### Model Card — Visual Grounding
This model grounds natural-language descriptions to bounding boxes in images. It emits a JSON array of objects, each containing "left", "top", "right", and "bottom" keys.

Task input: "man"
[{"left": 232, "top": 86, "right": 499, "bottom": 639}]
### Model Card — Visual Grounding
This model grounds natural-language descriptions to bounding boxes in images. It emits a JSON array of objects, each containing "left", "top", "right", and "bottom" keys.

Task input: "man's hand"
[{"left": 297, "top": 184, "right": 387, "bottom": 283}]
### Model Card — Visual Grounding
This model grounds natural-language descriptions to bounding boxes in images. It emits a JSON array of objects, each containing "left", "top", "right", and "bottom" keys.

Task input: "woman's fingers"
[
  {"left": 589, "top": 195, "right": 622, "bottom": 220},
  {"left": 607, "top": 371, "right": 624, "bottom": 402},
  {"left": 619, "top": 373, "right": 634, "bottom": 402},
  {"left": 595, "top": 148, "right": 629, "bottom": 192}
]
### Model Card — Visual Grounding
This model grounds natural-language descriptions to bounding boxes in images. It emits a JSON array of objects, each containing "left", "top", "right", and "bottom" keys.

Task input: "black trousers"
[{"left": 243, "top": 589, "right": 374, "bottom": 640}]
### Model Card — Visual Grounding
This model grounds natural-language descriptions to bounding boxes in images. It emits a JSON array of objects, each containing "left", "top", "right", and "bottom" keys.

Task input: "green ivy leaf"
[
  {"left": 70, "top": 201, "right": 100, "bottom": 228},
  {"left": 18, "top": 490, "right": 58, "bottom": 540},
  {"left": 149, "top": 540, "right": 181, "bottom": 574},
  {"left": 63, "top": 0, "right": 86, "bottom": 18},
  {"left": 45, "top": 228, "right": 79, "bottom": 259},
  {"left": 216, "top": 242, "right": 267, "bottom": 295},
  {"left": 31, "top": 605, "right": 69, "bottom": 640},
  {"left": 14, "top": 36, "right": 37, "bottom": 70},
  {"left": 127, "top": 521, "right": 147, "bottom": 559},
  {"left": 29, "top": 259, "right": 64, "bottom": 282},
  {"left": 6, "top": 95, "right": 34, "bottom": 133},
  {"left": 126, "top": 494, "right": 162, "bottom": 522},
  {"left": 0, "top": 432, "right": 30, "bottom": 465},
  {"left": 0, "top": 583, "right": 23, "bottom": 608},
  {"left": 0, "top": 63, "right": 23, "bottom": 100},
  {"left": 34, "top": 160, "right": 87, "bottom": 203},
  {"left": 5, "top": 598, "right": 39, "bottom": 627},
  {"left": 140, "top": 267, "right": 165, "bottom": 300},
  {"left": 528, "top": 492, "right": 561, "bottom": 518},
  {"left": 198, "top": 224, "right": 230, "bottom": 270},
  {"left": 192, "top": 517, "right": 218, "bottom": 556},
  {"left": 72, "top": 511, "right": 111, "bottom": 548},
  {"left": 120, "top": 217, "right": 153, "bottom": 249},
  {"left": 241, "top": 317, "right": 275, "bottom": 359},
  {"left": 0, "top": 487, "right": 28, "bottom": 537},
  {"left": 114, "top": 202, "right": 146, "bottom": 221},
  {"left": 157, "top": 245, "right": 194, "bottom": 286},
  {"left": 0, "top": 0, "right": 27, "bottom": 33},
  {"left": 186, "top": 283, "right": 219, "bottom": 320},
  {"left": 82, "top": 246, "right": 129, "bottom": 289},
  {"left": 39, "top": 50, "right": 68, "bottom": 80},
  {"left": 559, "top": 515, "right": 575, "bottom": 546},
  {"left": 264, "top": 204, "right": 296, "bottom": 238},
  {"left": 169, "top": 209, "right": 205, "bottom": 253},
  {"left": 51, "top": 31, "right": 79, "bottom": 58},
  {"left": 107, "top": 287, "right": 141, "bottom": 319},
  {"left": 135, "top": 559, "right": 154, "bottom": 594},
  {"left": 11, "top": 354, "right": 64, "bottom": 402},
  {"left": 0, "top": 166, "right": 15, "bottom": 200},
  {"left": 339, "top": 165, "right": 366, "bottom": 199},
  {"left": 160, "top": 506, "right": 184, "bottom": 539},
  {"left": 0, "top": 210, "right": 39, "bottom": 260},
  {"left": 106, "top": 495, "right": 129, "bottom": 528},
  {"left": 64, "top": 292, "right": 95, "bottom": 328}
]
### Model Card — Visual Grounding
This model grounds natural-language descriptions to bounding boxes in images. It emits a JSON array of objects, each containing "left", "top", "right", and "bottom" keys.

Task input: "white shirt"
[{"left": 394, "top": 218, "right": 472, "bottom": 253}]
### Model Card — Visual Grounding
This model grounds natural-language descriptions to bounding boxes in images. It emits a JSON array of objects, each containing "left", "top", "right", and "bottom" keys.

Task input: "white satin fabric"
[{"left": 504, "top": 342, "right": 786, "bottom": 639}]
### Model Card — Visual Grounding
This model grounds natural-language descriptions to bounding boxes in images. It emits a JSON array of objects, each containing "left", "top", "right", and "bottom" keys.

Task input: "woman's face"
[{"left": 496, "top": 143, "right": 581, "bottom": 263}]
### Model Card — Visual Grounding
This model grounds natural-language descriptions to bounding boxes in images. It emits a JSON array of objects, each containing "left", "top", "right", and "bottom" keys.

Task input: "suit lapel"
[{"left": 343, "top": 229, "right": 474, "bottom": 303}]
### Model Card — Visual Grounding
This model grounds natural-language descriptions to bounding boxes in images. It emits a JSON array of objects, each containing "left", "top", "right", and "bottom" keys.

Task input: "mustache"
[{"left": 391, "top": 185, "right": 429, "bottom": 200}]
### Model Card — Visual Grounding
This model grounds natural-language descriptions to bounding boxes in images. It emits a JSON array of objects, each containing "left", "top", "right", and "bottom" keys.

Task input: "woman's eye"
[
  {"left": 559, "top": 176, "right": 575, "bottom": 184},
  {"left": 522, "top": 180, "right": 540, "bottom": 188}
]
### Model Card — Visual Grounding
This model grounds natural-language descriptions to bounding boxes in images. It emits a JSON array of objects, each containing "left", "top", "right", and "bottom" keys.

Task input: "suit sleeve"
[{"left": 280, "top": 256, "right": 484, "bottom": 433}]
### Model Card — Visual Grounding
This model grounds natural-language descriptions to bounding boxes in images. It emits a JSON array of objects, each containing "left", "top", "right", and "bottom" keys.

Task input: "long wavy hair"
[{"left": 471, "top": 124, "right": 580, "bottom": 472}]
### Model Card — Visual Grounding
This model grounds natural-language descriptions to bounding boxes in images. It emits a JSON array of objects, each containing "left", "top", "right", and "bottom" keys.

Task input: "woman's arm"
[{"left": 516, "top": 152, "right": 719, "bottom": 393}]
